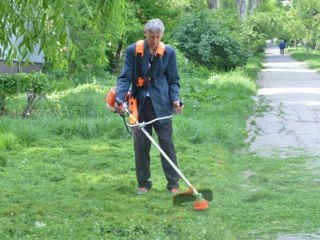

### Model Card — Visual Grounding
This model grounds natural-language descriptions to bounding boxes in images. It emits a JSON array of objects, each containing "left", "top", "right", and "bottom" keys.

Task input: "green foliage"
[
  {"left": 292, "top": 0, "right": 320, "bottom": 50},
  {"left": 175, "top": 11, "right": 250, "bottom": 70},
  {"left": 0, "top": 73, "right": 49, "bottom": 112},
  {"left": 130, "top": 0, "right": 183, "bottom": 36},
  {"left": 272, "top": 0, "right": 320, "bottom": 51},
  {"left": 242, "top": 2, "right": 285, "bottom": 50},
  {"left": 0, "top": 0, "right": 126, "bottom": 71}
]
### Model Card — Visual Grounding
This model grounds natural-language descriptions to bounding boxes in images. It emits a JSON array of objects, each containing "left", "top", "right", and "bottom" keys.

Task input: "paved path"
[
  {"left": 247, "top": 42, "right": 320, "bottom": 157},
  {"left": 247, "top": 42, "right": 320, "bottom": 239}
]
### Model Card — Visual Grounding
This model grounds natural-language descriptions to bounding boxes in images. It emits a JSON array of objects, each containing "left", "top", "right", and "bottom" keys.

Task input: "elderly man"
[{"left": 115, "top": 18, "right": 183, "bottom": 195}]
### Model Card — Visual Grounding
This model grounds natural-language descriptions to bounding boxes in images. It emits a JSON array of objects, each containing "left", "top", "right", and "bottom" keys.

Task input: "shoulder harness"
[{"left": 135, "top": 40, "right": 165, "bottom": 88}]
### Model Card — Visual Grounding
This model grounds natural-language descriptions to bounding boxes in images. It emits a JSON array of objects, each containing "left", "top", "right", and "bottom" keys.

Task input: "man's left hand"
[{"left": 173, "top": 101, "right": 184, "bottom": 114}]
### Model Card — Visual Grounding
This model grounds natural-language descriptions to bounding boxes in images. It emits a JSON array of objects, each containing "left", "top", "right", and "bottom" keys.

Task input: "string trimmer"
[{"left": 106, "top": 88, "right": 212, "bottom": 210}]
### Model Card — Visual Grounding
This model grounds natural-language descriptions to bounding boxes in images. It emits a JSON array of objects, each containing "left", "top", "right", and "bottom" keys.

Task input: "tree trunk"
[
  {"left": 23, "top": 91, "right": 36, "bottom": 118},
  {"left": 249, "top": 0, "right": 260, "bottom": 15},
  {"left": 112, "top": 41, "right": 123, "bottom": 73},
  {"left": 207, "top": 0, "right": 218, "bottom": 9},
  {"left": 22, "top": 90, "right": 47, "bottom": 118},
  {"left": 0, "top": 95, "right": 5, "bottom": 114},
  {"left": 234, "top": 0, "right": 249, "bottom": 19}
]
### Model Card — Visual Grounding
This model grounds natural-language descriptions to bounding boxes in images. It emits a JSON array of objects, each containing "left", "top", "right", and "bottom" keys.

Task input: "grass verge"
[{"left": 288, "top": 47, "right": 320, "bottom": 72}]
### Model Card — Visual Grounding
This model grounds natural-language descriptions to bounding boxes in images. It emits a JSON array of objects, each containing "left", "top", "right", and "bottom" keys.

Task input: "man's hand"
[
  {"left": 115, "top": 101, "right": 124, "bottom": 115},
  {"left": 173, "top": 100, "right": 184, "bottom": 114}
]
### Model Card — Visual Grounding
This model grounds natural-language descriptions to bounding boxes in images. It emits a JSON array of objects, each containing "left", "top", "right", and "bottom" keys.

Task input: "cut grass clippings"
[{"left": 1, "top": 52, "right": 320, "bottom": 239}]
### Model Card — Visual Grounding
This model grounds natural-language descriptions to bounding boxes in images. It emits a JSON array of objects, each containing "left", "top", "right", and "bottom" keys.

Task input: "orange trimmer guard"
[{"left": 172, "top": 187, "right": 213, "bottom": 206}]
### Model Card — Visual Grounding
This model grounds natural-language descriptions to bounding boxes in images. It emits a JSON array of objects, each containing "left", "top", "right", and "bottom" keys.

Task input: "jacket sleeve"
[
  {"left": 165, "top": 49, "right": 180, "bottom": 103},
  {"left": 116, "top": 46, "right": 134, "bottom": 102}
]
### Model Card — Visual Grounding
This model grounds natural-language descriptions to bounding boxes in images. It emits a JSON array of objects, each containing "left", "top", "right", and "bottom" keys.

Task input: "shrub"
[
  {"left": 0, "top": 72, "right": 49, "bottom": 116},
  {"left": 174, "top": 11, "right": 250, "bottom": 71}
]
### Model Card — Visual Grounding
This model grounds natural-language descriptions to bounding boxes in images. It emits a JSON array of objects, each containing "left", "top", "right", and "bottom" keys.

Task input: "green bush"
[
  {"left": 251, "top": 39, "right": 267, "bottom": 53},
  {"left": 0, "top": 72, "right": 49, "bottom": 112},
  {"left": 174, "top": 11, "right": 250, "bottom": 71}
]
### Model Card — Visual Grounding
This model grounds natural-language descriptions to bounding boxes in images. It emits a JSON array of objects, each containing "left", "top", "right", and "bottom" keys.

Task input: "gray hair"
[{"left": 144, "top": 19, "right": 165, "bottom": 34}]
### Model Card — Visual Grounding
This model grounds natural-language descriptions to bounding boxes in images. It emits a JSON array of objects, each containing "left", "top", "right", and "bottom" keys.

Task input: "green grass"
[
  {"left": 1, "top": 52, "right": 320, "bottom": 239},
  {"left": 288, "top": 47, "right": 320, "bottom": 72}
]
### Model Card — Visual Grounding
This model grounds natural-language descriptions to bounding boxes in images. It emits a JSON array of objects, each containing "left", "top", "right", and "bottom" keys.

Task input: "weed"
[{"left": 0, "top": 133, "right": 17, "bottom": 150}]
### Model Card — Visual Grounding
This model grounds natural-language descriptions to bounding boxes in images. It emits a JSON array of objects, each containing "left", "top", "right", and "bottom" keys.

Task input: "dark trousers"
[{"left": 133, "top": 97, "right": 179, "bottom": 191}]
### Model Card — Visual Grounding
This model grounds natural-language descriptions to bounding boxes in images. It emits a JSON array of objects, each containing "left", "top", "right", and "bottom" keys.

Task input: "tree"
[
  {"left": 0, "top": 0, "right": 126, "bottom": 71},
  {"left": 293, "top": 0, "right": 320, "bottom": 53},
  {"left": 284, "top": 8, "right": 306, "bottom": 48},
  {"left": 175, "top": 11, "right": 250, "bottom": 70}
]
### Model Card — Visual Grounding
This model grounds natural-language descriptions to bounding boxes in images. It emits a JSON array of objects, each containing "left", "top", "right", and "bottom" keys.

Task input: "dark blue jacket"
[
  {"left": 279, "top": 41, "right": 286, "bottom": 49},
  {"left": 116, "top": 40, "right": 180, "bottom": 122}
]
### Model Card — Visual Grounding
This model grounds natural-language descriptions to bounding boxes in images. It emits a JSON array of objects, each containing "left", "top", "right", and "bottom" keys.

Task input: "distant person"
[{"left": 279, "top": 40, "right": 286, "bottom": 55}]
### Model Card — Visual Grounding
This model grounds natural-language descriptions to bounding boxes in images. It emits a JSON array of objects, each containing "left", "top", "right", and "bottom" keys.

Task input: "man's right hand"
[{"left": 115, "top": 101, "right": 124, "bottom": 115}]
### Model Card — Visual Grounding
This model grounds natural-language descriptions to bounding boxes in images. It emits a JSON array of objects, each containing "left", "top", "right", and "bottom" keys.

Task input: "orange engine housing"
[
  {"left": 105, "top": 87, "right": 138, "bottom": 124},
  {"left": 105, "top": 87, "right": 117, "bottom": 112}
]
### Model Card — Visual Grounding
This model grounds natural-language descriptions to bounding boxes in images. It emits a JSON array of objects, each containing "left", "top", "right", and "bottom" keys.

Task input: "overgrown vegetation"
[
  {"left": 175, "top": 10, "right": 250, "bottom": 70},
  {"left": 0, "top": 73, "right": 48, "bottom": 116}
]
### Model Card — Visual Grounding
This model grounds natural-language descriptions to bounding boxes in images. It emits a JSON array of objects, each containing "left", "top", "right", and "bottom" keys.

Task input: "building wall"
[{"left": 0, "top": 60, "right": 42, "bottom": 74}]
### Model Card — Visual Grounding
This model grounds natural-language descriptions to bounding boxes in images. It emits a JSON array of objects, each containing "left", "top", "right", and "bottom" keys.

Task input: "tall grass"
[{"left": 177, "top": 54, "right": 262, "bottom": 149}]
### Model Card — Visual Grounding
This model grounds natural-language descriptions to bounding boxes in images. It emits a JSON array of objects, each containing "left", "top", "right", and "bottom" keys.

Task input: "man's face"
[{"left": 144, "top": 31, "right": 163, "bottom": 51}]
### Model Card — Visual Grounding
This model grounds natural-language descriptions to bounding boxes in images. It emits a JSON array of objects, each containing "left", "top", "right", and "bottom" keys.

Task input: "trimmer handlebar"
[
  {"left": 121, "top": 101, "right": 173, "bottom": 128},
  {"left": 127, "top": 115, "right": 173, "bottom": 128},
  {"left": 120, "top": 99, "right": 183, "bottom": 128}
]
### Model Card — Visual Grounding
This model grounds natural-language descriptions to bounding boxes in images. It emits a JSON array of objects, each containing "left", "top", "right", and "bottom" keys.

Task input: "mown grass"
[
  {"left": 1, "top": 52, "right": 320, "bottom": 239},
  {"left": 288, "top": 47, "right": 320, "bottom": 72}
]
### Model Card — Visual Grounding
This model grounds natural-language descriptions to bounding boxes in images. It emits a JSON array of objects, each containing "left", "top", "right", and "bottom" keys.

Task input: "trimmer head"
[
  {"left": 172, "top": 188, "right": 213, "bottom": 210},
  {"left": 194, "top": 199, "right": 209, "bottom": 210}
]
